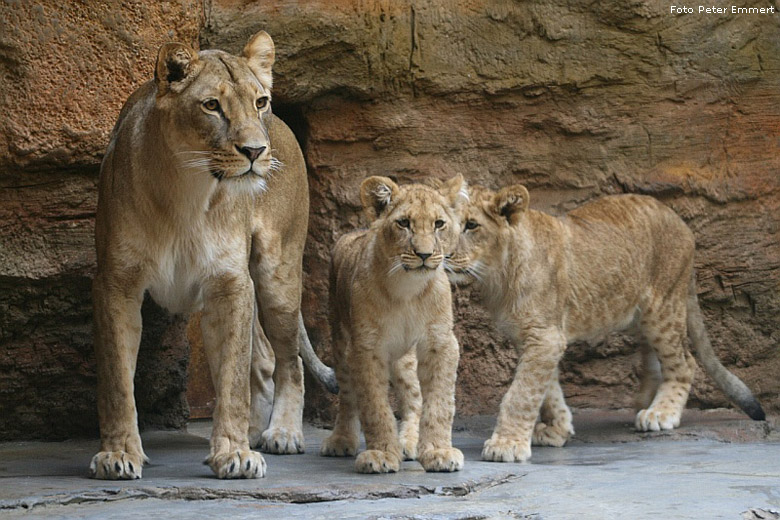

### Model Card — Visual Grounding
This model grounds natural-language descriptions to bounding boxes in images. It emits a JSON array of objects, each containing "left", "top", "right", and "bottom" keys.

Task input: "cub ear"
[
  {"left": 437, "top": 173, "right": 469, "bottom": 207},
  {"left": 360, "top": 176, "right": 400, "bottom": 221},
  {"left": 243, "top": 30, "right": 275, "bottom": 90},
  {"left": 491, "top": 184, "right": 529, "bottom": 226},
  {"left": 155, "top": 42, "right": 200, "bottom": 94}
]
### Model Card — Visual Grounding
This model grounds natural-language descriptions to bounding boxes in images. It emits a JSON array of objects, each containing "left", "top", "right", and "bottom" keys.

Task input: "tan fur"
[
  {"left": 446, "top": 184, "right": 764, "bottom": 462},
  {"left": 90, "top": 32, "right": 316, "bottom": 479},
  {"left": 320, "top": 176, "right": 465, "bottom": 474}
]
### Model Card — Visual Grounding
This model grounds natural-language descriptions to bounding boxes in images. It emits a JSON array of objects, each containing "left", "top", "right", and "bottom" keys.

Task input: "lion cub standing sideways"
[
  {"left": 446, "top": 184, "right": 765, "bottom": 463},
  {"left": 320, "top": 175, "right": 466, "bottom": 473}
]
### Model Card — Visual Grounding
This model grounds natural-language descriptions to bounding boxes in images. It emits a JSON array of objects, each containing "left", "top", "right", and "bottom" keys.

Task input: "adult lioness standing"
[
  {"left": 446, "top": 184, "right": 765, "bottom": 463},
  {"left": 91, "top": 31, "right": 318, "bottom": 479}
]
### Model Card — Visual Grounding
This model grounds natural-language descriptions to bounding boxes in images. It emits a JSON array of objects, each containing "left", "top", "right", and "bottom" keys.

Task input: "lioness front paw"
[
  {"left": 482, "top": 436, "right": 531, "bottom": 463},
  {"left": 90, "top": 451, "right": 145, "bottom": 480},
  {"left": 207, "top": 449, "right": 266, "bottom": 479},
  {"left": 260, "top": 427, "right": 304, "bottom": 454},
  {"left": 635, "top": 408, "right": 680, "bottom": 432},
  {"left": 532, "top": 421, "right": 574, "bottom": 447},
  {"left": 320, "top": 434, "right": 358, "bottom": 457},
  {"left": 419, "top": 447, "right": 464, "bottom": 472},
  {"left": 355, "top": 449, "right": 400, "bottom": 474}
]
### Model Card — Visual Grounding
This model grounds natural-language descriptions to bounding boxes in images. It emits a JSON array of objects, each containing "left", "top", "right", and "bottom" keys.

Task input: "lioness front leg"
[
  {"left": 351, "top": 343, "right": 401, "bottom": 474},
  {"left": 416, "top": 330, "right": 463, "bottom": 472},
  {"left": 90, "top": 274, "right": 147, "bottom": 480},
  {"left": 484, "top": 327, "right": 566, "bottom": 463},
  {"left": 202, "top": 274, "right": 266, "bottom": 479}
]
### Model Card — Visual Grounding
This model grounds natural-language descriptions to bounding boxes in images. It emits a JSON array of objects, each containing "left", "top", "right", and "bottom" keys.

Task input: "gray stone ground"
[{"left": 1, "top": 409, "right": 778, "bottom": 520}]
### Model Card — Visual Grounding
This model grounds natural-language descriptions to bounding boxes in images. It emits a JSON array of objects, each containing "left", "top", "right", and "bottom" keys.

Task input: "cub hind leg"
[
  {"left": 532, "top": 368, "right": 574, "bottom": 447},
  {"left": 634, "top": 340, "right": 662, "bottom": 412},
  {"left": 391, "top": 350, "right": 422, "bottom": 461},
  {"left": 635, "top": 297, "right": 696, "bottom": 432}
]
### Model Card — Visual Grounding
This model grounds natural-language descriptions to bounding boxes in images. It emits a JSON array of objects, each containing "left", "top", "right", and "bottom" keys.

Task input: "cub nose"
[
  {"left": 416, "top": 252, "right": 432, "bottom": 261},
  {"left": 236, "top": 145, "right": 267, "bottom": 162}
]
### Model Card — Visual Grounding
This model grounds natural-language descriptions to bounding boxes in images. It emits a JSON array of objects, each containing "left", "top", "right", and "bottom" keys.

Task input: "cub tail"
[
  {"left": 298, "top": 312, "right": 339, "bottom": 394},
  {"left": 687, "top": 275, "right": 765, "bottom": 421}
]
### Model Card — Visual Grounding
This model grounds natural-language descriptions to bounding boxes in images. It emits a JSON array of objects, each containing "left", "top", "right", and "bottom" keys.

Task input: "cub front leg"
[
  {"left": 350, "top": 342, "right": 401, "bottom": 474},
  {"left": 484, "top": 327, "right": 566, "bottom": 463},
  {"left": 90, "top": 273, "right": 147, "bottom": 480},
  {"left": 201, "top": 273, "right": 266, "bottom": 479},
  {"left": 416, "top": 329, "right": 463, "bottom": 473}
]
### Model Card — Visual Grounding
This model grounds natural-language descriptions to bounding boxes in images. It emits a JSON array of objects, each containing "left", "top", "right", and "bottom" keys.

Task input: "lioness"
[
  {"left": 446, "top": 184, "right": 765, "bottom": 462},
  {"left": 320, "top": 176, "right": 466, "bottom": 474},
  {"left": 91, "top": 31, "right": 328, "bottom": 479}
]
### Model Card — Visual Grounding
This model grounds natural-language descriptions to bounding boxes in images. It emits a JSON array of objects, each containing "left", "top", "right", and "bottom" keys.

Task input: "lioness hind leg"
[
  {"left": 533, "top": 369, "right": 574, "bottom": 447},
  {"left": 635, "top": 298, "right": 694, "bottom": 432},
  {"left": 249, "top": 309, "right": 275, "bottom": 448},
  {"left": 90, "top": 275, "right": 147, "bottom": 480},
  {"left": 202, "top": 274, "right": 266, "bottom": 479},
  {"left": 416, "top": 330, "right": 463, "bottom": 473},
  {"left": 392, "top": 350, "right": 421, "bottom": 461}
]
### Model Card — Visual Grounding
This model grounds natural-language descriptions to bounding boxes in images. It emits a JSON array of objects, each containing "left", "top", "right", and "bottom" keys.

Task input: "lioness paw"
[
  {"left": 482, "top": 436, "right": 531, "bottom": 463},
  {"left": 635, "top": 408, "right": 680, "bottom": 432},
  {"left": 89, "top": 451, "right": 145, "bottom": 480},
  {"left": 355, "top": 450, "right": 400, "bottom": 474},
  {"left": 419, "top": 447, "right": 464, "bottom": 472},
  {"left": 320, "top": 434, "right": 358, "bottom": 457},
  {"left": 532, "top": 421, "right": 574, "bottom": 447},
  {"left": 260, "top": 427, "right": 305, "bottom": 454},
  {"left": 207, "top": 449, "right": 266, "bottom": 479}
]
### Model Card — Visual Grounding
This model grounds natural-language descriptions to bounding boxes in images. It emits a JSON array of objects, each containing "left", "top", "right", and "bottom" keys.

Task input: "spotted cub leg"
[
  {"left": 532, "top": 369, "right": 574, "bottom": 447},
  {"left": 635, "top": 298, "right": 695, "bottom": 432},
  {"left": 634, "top": 340, "right": 662, "bottom": 412},
  {"left": 392, "top": 350, "right": 421, "bottom": 461},
  {"left": 321, "top": 341, "right": 360, "bottom": 458}
]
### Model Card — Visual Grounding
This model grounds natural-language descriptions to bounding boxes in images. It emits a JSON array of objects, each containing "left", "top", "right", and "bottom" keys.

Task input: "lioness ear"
[
  {"left": 360, "top": 176, "right": 400, "bottom": 221},
  {"left": 243, "top": 31, "right": 275, "bottom": 90},
  {"left": 491, "top": 184, "right": 529, "bottom": 226},
  {"left": 155, "top": 42, "right": 200, "bottom": 94},
  {"left": 437, "top": 174, "right": 468, "bottom": 207}
]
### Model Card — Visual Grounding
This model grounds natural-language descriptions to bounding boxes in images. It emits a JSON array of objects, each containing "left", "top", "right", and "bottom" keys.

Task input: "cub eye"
[
  {"left": 434, "top": 219, "right": 445, "bottom": 229},
  {"left": 464, "top": 220, "right": 479, "bottom": 231},
  {"left": 256, "top": 96, "right": 269, "bottom": 110},
  {"left": 203, "top": 99, "right": 220, "bottom": 112},
  {"left": 396, "top": 218, "right": 410, "bottom": 229}
]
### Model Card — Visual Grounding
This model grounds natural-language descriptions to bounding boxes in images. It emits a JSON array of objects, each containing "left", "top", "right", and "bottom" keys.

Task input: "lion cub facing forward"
[
  {"left": 321, "top": 176, "right": 465, "bottom": 474},
  {"left": 447, "top": 184, "right": 765, "bottom": 463}
]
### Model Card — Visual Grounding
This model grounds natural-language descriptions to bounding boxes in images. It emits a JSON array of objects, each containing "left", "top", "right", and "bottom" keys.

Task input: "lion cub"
[
  {"left": 320, "top": 175, "right": 465, "bottom": 474},
  {"left": 446, "top": 184, "right": 765, "bottom": 463}
]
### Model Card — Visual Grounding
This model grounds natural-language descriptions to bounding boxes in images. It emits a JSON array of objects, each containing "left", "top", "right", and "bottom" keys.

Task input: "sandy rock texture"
[
  {"left": 0, "top": 1, "right": 202, "bottom": 439},
  {"left": 202, "top": 0, "right": 779, "bottom": 423}
]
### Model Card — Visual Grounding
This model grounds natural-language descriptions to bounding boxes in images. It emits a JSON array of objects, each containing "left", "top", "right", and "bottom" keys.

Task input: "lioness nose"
[
  {"left": 416, "top": 252, "right": 432, "bottom": 261},
  {"left": 237, "top": 145, "right": 266, "bottom": 162}
]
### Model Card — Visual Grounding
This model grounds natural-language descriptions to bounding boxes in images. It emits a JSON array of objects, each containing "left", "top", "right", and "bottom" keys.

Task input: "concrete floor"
[{"left": 1, "top": 409, "right": 778, "bottom": 519}]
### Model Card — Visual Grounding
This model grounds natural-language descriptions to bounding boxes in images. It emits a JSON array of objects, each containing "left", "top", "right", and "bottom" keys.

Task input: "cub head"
[
  {"left": 153, "top": 30, "right": 279, "bottom": 191},
  {"left": 360, "top": 174, "right": 466, "bottom": 275},
  {"left": 445, "top": 183, "right": 530, "bottom": 285}
]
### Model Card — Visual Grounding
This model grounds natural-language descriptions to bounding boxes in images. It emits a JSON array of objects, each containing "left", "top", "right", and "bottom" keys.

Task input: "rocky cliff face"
[{"left": 1, "top": 0, "right": 776, "bottom": 439}]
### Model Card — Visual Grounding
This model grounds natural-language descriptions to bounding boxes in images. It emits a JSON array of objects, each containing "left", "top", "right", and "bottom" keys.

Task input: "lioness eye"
[
  {"left": 434, "top": 219, "right": 445, "bottom": 229},
  {"left": 465, "top": 220, "right": 479, "bottom": 231},
  {"left": 396, "top": 218, "right": 410, "bottom": 229},
  {"left": 203, "top": 99, "right": 220, "bottom": 112},
  {"left": 256, "top": 96, "right": 269, "bottom": 110}
]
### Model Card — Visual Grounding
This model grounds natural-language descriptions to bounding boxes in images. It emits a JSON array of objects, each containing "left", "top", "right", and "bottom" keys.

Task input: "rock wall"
[{"left": 0, "top": 0, "right": 777, "bottom": 440}]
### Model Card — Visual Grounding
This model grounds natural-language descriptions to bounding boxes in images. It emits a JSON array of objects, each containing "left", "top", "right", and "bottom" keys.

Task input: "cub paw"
[
  {"left": 260, "top": 427, "right": 305, "bottom": 454},
  {"left": 635, "top": 408, "right": 680, "bottom": 432},
  {"left": 419, "top": 447, "right": 464, "bottom": 472},
  {"left": 320, "top": 434, "right": 358, "bottom": 457},
  {"left": 207, "top": 449, "right": 266, "bottom": 479},
  {"left": 89, "top": 451, "right": 145, "bottom": 480},
  {"left": 532, "top": 421, "right": 574, "bottom": 447},
  {"left": 355, "top": 449, "right": 400, "bottom": 474},
  {"left": 399, "top": 428, "right": 419, "bottom": 461},
  {"left": 482, "top": 436, "right": 531, "bottom": 463}
]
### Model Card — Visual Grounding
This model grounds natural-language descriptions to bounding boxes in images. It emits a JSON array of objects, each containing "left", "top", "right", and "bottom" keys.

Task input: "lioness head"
[
  {"left": 360, "top": 175, "right": 466, "bottom": 274},
  {"left": 445, "top": 183, "right": 530, "bottom": 285},
  {"left": 153, "top": 31, "right": 279, "bottom": 190}
]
